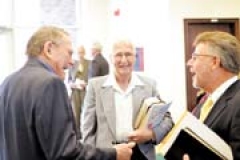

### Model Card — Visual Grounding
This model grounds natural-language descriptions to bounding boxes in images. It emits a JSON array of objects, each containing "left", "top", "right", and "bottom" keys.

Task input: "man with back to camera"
[
  {"left": 88, "top": 41, "right": 109, "bottom": 79},
  {"left": 0, "top": 26, "right": 134, "bottom": 160}
]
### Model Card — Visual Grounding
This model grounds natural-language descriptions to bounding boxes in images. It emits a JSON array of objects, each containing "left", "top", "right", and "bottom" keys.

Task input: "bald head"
[
  {"left": 77, "top": 45, "right": 86, "bottom": 59},
  {"left": 91, "top": 42, "right": 102, "bottom": 57}
]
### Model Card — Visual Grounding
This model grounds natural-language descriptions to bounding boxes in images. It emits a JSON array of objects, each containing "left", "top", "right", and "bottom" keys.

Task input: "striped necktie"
[{"left": 199, "top": 97, "right": 213, "bottom": 122}]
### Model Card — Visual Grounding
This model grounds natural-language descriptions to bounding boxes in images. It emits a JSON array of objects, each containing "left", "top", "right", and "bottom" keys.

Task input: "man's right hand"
[
  {"left": 183, "top": 154, "right": 190, "bottom": 160},
  {"left": 114, "top": 142, "right": 135, "bottom": 160}
]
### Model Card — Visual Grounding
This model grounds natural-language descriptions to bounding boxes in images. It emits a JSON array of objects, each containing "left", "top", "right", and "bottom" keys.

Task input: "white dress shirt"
[{"left": 103, "top": 73, "right": 144, "bottom": 141}]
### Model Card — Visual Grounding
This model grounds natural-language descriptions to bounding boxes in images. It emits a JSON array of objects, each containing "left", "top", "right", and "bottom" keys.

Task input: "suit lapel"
[
  {"left": 204, "top": 97, "right": 228, "bottom": 125},
  {"left": 100, "top": 86, "right": 116, "bottom": 137},
  {"left": 99, "top": 76, "right": 154, "bottom": 137},
  {"left": 132, "top": 85, "right": 148, "bottom": 124},
  {"left": 205, "top": 81, "right": 239, "bottom": 125}
]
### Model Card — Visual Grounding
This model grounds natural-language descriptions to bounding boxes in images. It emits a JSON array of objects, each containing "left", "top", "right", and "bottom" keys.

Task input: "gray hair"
[
  {"left": 92, "top": 42, "right": 102, "bottom": 52},
  {"left": 193, "top": 31, "right": 240, "bottom": 74},
  {"left": 112, "top": 39, "right": 135, "bottom": 55},
  {"left": 26, "top": 26, "right": 69, "bottom": 57}
]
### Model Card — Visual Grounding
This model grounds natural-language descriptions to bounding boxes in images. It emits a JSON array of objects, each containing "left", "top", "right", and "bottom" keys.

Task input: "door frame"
[{"left": 184, "top": 18, "right": 240, "bottom": 111}]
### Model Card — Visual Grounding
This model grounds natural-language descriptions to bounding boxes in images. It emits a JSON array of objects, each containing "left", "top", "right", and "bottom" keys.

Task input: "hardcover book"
[{"left": 155, "top": 111, "right": 233, "bottom": 160}]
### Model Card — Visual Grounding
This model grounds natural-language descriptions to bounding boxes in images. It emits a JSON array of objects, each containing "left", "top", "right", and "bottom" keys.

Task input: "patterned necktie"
[{"left": 199, "top": 97, "right": 213, "bottom": 122}]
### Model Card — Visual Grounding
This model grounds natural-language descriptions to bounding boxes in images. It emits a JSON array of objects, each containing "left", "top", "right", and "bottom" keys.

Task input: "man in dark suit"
[
  {"left": 88, "top": 41, "right": 109, "bottom": 78},
  {"left": 0, "top": 26, "right": 134, "bottom": 160},
  {"left": 187, "top": 31, "right": 240, "bottom": 160}
]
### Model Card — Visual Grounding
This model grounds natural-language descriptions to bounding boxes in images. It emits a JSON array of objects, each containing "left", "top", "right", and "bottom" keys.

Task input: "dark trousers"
[{"left": 131, "top": 145, "right": 148, "bottom": 160}]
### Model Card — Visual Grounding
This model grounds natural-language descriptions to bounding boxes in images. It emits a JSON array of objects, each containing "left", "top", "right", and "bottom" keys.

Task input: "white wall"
[
  {"left": 84, "top": 0, "right": 240, "bottom": 108},
  {"left": 0, "top": 0, "right": 13, "bottom": 83},
  {"left": 1, "top": 0, "right": 240, "bottom": 110},
  {"left": 0, "top": 30, "right": 14, "bottom": 83},
  {"left": 78, "top": 0, "right": 110, "bottom": 54},
  {"left": 168, "top": 0, "right": 240, "bottom": 108}
]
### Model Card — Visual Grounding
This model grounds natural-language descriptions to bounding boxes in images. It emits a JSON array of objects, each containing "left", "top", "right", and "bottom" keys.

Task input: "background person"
[
  {"left": 69, "top": 45, "right": 89, "bottom": 135},
  {"left": 88, "top": 41, "right": 109, "bottom": 78}
]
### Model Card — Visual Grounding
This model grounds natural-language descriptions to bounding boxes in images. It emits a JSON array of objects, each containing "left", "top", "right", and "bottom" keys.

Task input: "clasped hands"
[{"left": 114, "top": 128, "right": 190, "bottom": 160}]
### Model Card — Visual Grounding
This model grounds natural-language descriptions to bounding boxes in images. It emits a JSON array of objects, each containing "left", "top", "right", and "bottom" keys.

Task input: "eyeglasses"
[
  {"left": 191, "top": 53, "right": 216, "bottom": 61},
  {"left": 114, "top": 52, "right": 135, "bottom": 60}
]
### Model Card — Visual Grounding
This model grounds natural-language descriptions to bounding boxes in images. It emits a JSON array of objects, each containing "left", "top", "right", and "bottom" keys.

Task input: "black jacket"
[
  {"left": 89, "top": 54, "right": 109, "bottom": 78},
  {"left": 194, "top": 80, "right": 240, "bottom": 160}
]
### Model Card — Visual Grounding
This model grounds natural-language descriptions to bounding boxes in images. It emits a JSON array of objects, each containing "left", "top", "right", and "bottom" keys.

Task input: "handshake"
[
  {"left": 114, "top": 142, "right": 135, "bottom": 160},
  {"left": 113, "top": 141, "right": 190, "bottom": 160},
  {"left": 114, "top": 133, "right": 190, "bottom": 160}
]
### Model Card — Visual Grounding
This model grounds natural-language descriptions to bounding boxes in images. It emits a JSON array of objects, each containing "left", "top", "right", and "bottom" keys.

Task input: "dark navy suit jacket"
[
  {"left": 89, "top": 54, "right": 109, "bottom": 78},
  {"left": 194, "top": 80, "right": 240, "bottom": 160},
  {"left": 0, "top": 58, "right": 115, "bottom": 160}
]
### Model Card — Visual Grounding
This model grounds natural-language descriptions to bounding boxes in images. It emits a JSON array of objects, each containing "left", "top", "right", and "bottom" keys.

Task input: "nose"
[
  {"left": 186, "top": 58, "right": 192, "bottom": 67},
  {"left": 68, "top": 58, "right": 74, "bottom": 68},
  {"left": 120, "top": 54, "right": 128, "bottom": 62}
]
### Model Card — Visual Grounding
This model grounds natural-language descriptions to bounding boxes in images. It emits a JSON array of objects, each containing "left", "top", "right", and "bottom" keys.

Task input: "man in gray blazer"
[
  {"left": 0, "top": 26, "right": 134, "bottom": 160},
  {"left": 82, "top": 39, "right": 173, "bottom": 160}
]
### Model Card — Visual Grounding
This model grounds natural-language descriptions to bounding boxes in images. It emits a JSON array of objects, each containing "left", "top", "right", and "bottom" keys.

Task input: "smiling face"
[
  {"left": 41, "top": 35, "right": 73, "bottom": 80},
  {"left": 26, "top": 26, "right": 73, "bottom": 80},
  {"left": 110, "top": 40, "right": 136, "bottom": 79},
  {"left": 187, "top": 43, "right": 216, "bottom": 90}
]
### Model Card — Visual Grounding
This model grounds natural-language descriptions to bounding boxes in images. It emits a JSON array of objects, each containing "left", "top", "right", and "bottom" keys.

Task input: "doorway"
[{"left": 184, "top": 18, "right": 240, "bottom": 111}]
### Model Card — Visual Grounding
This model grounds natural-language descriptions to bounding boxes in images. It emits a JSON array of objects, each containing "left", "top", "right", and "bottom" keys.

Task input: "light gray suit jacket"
[{"left": 82, "top": 74, "right": 173, "bottom": 160}]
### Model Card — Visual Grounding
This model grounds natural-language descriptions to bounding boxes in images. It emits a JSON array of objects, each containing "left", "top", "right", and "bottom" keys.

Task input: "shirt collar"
[
  {"left": 210, "top": 76, "right": 238, "bottom": 103},
  {"left": 102, "top": 72, "right": 144, "bottom": 89},
  {"left": 31, "top": 57, "right": 55, "bottom": 73}
]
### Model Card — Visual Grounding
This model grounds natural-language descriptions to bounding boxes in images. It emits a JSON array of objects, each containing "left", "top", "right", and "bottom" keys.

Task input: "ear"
[
  {"left": 43, "top": 41, "right": 53, "bottom": 59},
  {"left": 212, "top": 56, "right": 221, "bottom": 69}
]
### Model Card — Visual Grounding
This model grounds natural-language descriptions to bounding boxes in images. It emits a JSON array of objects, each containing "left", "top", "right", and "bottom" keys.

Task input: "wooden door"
[{"left": 184, "top": 18, "right": 240, "bottom": 111}]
